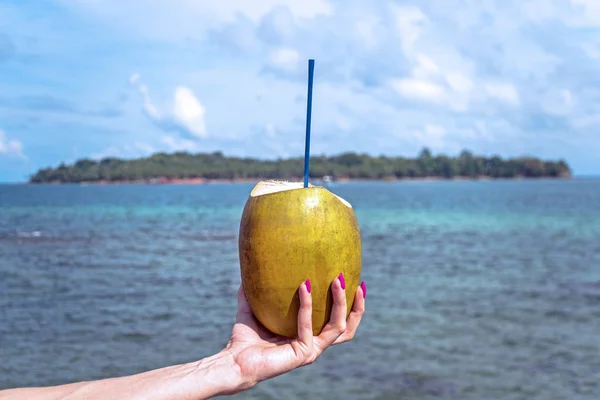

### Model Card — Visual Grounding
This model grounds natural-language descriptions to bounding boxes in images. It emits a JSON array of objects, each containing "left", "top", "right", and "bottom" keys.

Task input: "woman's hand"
[{"left": 222, "top": 275, "right": 367, "bottom": 394}]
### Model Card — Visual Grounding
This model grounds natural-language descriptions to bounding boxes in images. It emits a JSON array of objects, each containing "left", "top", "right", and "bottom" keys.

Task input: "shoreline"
[{"left": 21, "top": 175, "right": 573, "bottom": 185}]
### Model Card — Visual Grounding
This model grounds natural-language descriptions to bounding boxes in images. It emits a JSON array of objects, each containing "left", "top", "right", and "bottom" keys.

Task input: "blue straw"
[{"left": 303, "top": 59, "right": 315, "bottom": 188}]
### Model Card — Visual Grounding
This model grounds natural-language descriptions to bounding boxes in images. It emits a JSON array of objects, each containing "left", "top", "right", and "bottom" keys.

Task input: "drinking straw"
[{"left": 303, "top": 59, "right": 315, "bottom": 188}]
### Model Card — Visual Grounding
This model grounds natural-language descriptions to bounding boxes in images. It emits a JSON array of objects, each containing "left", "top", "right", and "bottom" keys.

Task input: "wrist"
[{"left": 191, "top": 349, "right": 254, "bottom": 397}]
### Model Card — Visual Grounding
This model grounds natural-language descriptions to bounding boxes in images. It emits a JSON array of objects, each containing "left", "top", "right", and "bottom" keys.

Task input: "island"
[{"left": 29, "top": 148, "right": 572, "bottom": 184}]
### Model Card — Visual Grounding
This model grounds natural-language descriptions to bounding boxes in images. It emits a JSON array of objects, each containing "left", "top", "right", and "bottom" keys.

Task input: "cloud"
[
  {"left": 89, "top": 136, "right": 201, "bottom": 162},
  {"left": 354, "top": 16, "right": 380, "bottom": 49},
  {"left": 569, "top": 0, "right": 600, "bottom": 26},
  {"left": 484, "top": 82, "right": 520, "bottom": 106},
  {"left": 408, "top": 124, "right": 448, "bottom": 151},
  {"left": 208, "top": 14, "right": 263, "bottom": 54},
  {"left": 214, "top": 0, "right": 333, "bottom": 22},
  {"left": 61, "top": 0, "right": 333, "bottom": 42},
  {"left": 249, "top": 122, "right": 304, "bottom": 158},
  {"left": 90, "top": 142, "right": 155, "bottom": 160},
  {"left": 269, "top": 48, "right": 301, "bottom": 72},
  {"left": 262, "top": 47, "right": 303, "bottom": 78},
  {"left": 390, "top": 78, "right": 446, "bottom": 103},
  {"left": 387, "top": 54, "right": 476, "bottom": 111},
  {"left": 393, "top": 5, "right": 428, "bottom": 55},
  {"left": 542, "top": 89, "right": 576, "bottom": 116},
  {"left": 172, "top": 87, "right": 207, "bottom": 138},
  {"left": 257, "top": 5, "right": 297, "bottom": 45},
  {"left": 129, "top": 73, "right": 207, "bottom": 139},
  {"left": 0, "top": 129, "right": 25, "bottom": 158},
  {"left": 161, "top": 135, "right": 200, "bottom": 152}
]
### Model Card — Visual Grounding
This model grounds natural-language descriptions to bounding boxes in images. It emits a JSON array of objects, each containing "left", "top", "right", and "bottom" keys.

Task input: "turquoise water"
[{"left": 1, "top": 179, "right": 599, "bottom": 399}]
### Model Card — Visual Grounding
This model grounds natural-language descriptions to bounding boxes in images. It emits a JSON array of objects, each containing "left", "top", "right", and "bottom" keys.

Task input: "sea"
[{"left": 1, "top": 179, "right": 599, "bottom": 399}]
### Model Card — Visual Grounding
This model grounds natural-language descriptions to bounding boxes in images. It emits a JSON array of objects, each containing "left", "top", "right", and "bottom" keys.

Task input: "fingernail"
[
  {"left": 339, "top": 273, "right": 346, "bottom": 290},
  {"left": 361, "top": 281, "right": 367, "bottom": 298},
  {"left": 305, "top": 279, "right": 311, "bottom": 293}
]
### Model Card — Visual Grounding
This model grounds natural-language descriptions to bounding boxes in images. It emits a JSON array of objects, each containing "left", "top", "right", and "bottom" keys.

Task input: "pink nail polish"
[
  {"left": 361, "top": 281, "right": 367, "bottom": 298},
  {"left": 339, "top": 273, "right": 346, "bottom": 290},
  {"left": 305, "top": 279, "right": 311, "bottom": 293}
]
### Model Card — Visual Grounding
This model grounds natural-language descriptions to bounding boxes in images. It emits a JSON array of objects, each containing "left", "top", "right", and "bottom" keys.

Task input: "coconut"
[{"left": 238, "top": 180, "right": 362, "bottom": 337}]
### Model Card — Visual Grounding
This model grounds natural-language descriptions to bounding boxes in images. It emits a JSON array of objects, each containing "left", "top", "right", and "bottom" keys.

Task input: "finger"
[
  {"left": 316, "top": 273, "right": 347, "bottom": 346},
  {"left": 328, "top": 274, "right": 348, "bottom": 329},
  {"left": 297, "top": 279, "right": 314, "bottom": 347},
  {"left": 333, "top": 282, "right": 366, "bottom": 344}
]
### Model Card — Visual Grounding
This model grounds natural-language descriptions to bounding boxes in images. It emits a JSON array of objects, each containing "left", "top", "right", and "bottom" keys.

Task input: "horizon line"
[{"left": 2, "top": 174, "right": 599, "bottom": 185}]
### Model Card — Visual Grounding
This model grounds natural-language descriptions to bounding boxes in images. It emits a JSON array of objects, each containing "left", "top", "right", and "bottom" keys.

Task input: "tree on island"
[{"left": 29, "top": 147, "right": 572, "bottom": 183}]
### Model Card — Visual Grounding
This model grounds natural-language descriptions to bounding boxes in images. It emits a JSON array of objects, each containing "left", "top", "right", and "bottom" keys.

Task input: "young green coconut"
[{"left": 238, "top": 180, "right": 362, "bottom": 338}]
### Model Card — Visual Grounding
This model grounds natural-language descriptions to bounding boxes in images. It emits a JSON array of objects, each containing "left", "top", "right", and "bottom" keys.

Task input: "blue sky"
[{"left": 1, "top": 0, "right": 599, "bottom": 181}]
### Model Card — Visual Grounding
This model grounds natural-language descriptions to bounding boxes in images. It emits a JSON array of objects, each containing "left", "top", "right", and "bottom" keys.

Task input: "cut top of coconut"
[{"left": 250, "top": 180, "right": 352, "bottom": 208}]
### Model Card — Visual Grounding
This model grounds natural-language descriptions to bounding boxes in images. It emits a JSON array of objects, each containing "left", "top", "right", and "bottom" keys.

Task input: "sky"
[{"left": 1, "top": 0, "right": 599, "bottom": 182}]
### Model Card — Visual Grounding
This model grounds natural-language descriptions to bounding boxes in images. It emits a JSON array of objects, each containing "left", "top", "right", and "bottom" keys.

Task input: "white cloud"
[
  {"left": 420, "top": 124, "right": 447, "bottom": 150},
  {"left": 90, "top": 137, "right": 201, "bottom": 161},
  {"left": 570, "top": 0, "right": 600, "bottom": 26},
  {"left": 581, "top": 42, "right": 600, "bottom": 59},
  {"left": 172, "top": 86, "right": 207, "bottom": 138},
  {"left": 388, "top": 58, "right": 474, "bottom": 111},
  {"left": 393, "top": 5, "right": 428, "bottom": 55},
  {"left": 571, "top": 114, "right": 600, "bottom": 129},
  {"left": 355, "top": 16, "right": 380, "bottom": 49},
  {"left": 128, "top": 73, "right": 140, "bottom": 85},
  {"left": 61, "top": 0, "right": 332, "bottom": 42},
  {"left": 268, "top": 48, "right": 300, "bottom": 72},
  {"left": 425, "top": 124, "right": 446, "bottom": 136},
  {"left": 212, "top": 0, "right": 333, "bottom": 22},
  {"left": 133, "top": 142, "right": 156, "bottom": 154},
  {"left": 390, "top": 78, "right": 446, "bottom": 103},
  {"left": 445, "top": 73, "right": 474, "bottom": 94},
  {"left": 0, "top": 129, "right": 24, "bottom": 158},
  {"left": 401, "top": 124, "right": 449, "bottom": 151},
  {"left": 128, "top": 72, "right": 161, "bottom": 119},
  {"left": 484, "top": 82, "right": 520, "bottom": 106},
  {"left": 391, "top": 60, "right": 520, "bottom": 111},
  {"left": 90, "top": 145, "right": 121, "bottom": 160},
  {"left": 130, "top": 73, "right": 207, "bottom": 139},
  {"left": 412, "top": 54, "right": 439, "bottom": 79},
  {"left": 265, "top": 123, "right": 277, "bottom": 138},
  {"left": 161, "top": 136, "right": 199, "bottom": 152},
  {"left": 542, "top": 88, "right": 575, "bottom": 116},
  {"left": 90, "top": 142, "right": 155, "bottom": 160},
  {"left": 520, "top": 0, "right": 563, "bottom": 22}
]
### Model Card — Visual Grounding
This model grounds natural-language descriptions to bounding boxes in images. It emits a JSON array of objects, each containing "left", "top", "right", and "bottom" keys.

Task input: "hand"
[{"left": 223, "top": 276, "right": 366, "bottom": 393}]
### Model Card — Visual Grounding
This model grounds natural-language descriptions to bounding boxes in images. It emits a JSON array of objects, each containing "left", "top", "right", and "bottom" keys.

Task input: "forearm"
[{"left": 0, "top": 350, "right": 248, "bottom": 400}]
